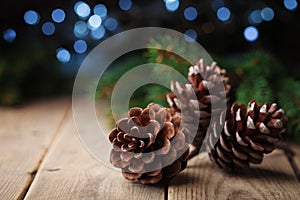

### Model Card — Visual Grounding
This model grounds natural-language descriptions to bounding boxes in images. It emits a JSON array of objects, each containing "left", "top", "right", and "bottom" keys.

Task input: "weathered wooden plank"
[
  {"left": 168, "top": 146, "right": 300, "bottom": 200},
  {"left": 24, "top": 108, "right": 164, "bottom": 200},
  {"left": 0, "top": 98, "right": 70, "bottom": 200},
  {"left": 291, "top": 144, "right": 300, "bottom": 182}
]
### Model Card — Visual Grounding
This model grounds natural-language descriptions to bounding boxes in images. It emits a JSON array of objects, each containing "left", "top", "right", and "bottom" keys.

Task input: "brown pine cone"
[
  {"left": 167, "top": 59, "right": 230, "bottom": 151},
  {"left": 109, "top": 103, "right": 189, "bottom": 184},
  {"left": 207, "top": 100, "right": 288, "bottom": 170}
]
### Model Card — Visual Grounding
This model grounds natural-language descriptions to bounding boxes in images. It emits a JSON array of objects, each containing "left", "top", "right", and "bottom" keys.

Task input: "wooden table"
[{"left": 1, "top": 97, "right": 299, "bottom": 200}]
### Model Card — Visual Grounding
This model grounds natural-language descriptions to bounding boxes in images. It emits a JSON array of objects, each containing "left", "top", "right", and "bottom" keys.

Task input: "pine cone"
[
  {"left": 167, "top": 59, "right": 230, "bottom": 150},
  {"left": 109, "top": 103, "right": 189, "bottom": 184},
  {"left": 207, "top": 100, "right": 288, "bottom": 170}
]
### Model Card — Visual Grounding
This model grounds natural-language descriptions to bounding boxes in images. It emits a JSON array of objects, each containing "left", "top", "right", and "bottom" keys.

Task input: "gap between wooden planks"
[
  {"left": 0, "top": 97, "right": 70, "bottom": 200},
  {"left": 24, "top": 99, "right": 164, "bottom": 200},
  {"left": 1, "top": 97, "right": 299, "bottom": 200},
  {"left": 168, "top": 146, "right": 300, "bottom": 200}
]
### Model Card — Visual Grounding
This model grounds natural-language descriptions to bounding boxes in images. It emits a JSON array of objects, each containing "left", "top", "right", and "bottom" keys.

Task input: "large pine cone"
[
  {"left": 109, "top": 103, "right": 189, "bottom": 184},
  {"left": 207, "top": 100, "right": 288, "bottom": 170},
  {"left": 167, "top": 59, "right": 230, "bottom": 150}
]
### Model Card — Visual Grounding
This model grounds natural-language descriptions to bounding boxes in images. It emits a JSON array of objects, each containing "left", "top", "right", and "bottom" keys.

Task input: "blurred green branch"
[
  {"left": 96, "top": 35, "right": 300, "bottom": 141},
  {"left": 0, "top": 40, "right": 67, "bottom": 105}
]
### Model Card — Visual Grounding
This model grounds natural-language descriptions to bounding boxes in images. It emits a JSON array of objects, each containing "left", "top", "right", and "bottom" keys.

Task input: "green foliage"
[
  {"left": 96, "top": 55, "right": 147, "bottom": 100},
  {"left": 142, "top": 36, "right": 199, "bottom": 107},
  {"left": 276, "top": 78, "right": 300, "bottom": 139},
  {"left": 0, "top": 40, "right": 64, "bottom": 105},
  {"left": 236, "top": 76, "right": 274, "bottom": 104},
  {"left": 97, "top": 35, "right": 300, "bottom": 141},
  {"left": 146, "top": 35, "right": 199, "bottom": 76},
  {"left": 219, "top": 51, "right": 300, "bottom": 139},
  {"left": 131, "top": 84, "right": 170, "bottom": 108},
  {"left": 96, "top": 54, "right": 171, "bottom": 111},
  {"left": 98, "top": 35, "right": 211, "bottom": 111},
  {"left": 145, "top": 36, "right": 300, "bottom": 140}
]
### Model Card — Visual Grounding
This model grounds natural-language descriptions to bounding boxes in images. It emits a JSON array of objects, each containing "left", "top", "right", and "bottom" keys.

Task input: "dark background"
[{"left": 0, "top": 0, "right": 300, "bottom": 105}]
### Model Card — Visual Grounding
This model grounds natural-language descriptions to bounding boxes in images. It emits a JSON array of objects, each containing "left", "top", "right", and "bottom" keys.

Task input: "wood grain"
[
  {"left": 24, "top": 109, "right": 164, "bottom": 200},
  {"left": 2, "top": 97, "right": 299, "bottom": 200},
  {"left": 291, "top": 144, "right": 300, "bottom": 182},
  {"left": 0, "top": 98, "right": 70, "bottom": 200},
  {"left": 168, "top": 148, "right": 300, "bottom": 200}
]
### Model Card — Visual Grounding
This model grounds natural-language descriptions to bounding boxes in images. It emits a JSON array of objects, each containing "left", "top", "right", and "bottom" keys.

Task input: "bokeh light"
[
  {"left": 119, "top": 0, "right": 132, "bottom": 11},
  {"left": 184, "top": 7, "right": 198, "bottom": 21},
  {"left": 217, "top": 7, "right": 231, "bottom": 22},
  {"left": 74, "top": 21, "right": 89, "bottom": 38},
  {"left": 51, "top": 8, "right": 66, "bottom": 23},
  {"left": 284, "top": 0, "right": 298, "bottom": 11},
  {"left": 24, "top": 10, "right": 40, "bottom": 25},
  {"left": 94, "top": 4, "right": 107, "bottom": 19},
  {"left": 88, "top": 15, "right": 102, "bottom": 30},
  {"left": 165, "top": 0, "right": 180, "bottom": 12},
  {"left": 104, "top": 17, "right": 118, "bottom": 31},
  {"left": 184, "top": 29, "right": 197, "bottom": 42},
  {"left": 3, "top": 28, "right": 16, "bottom": 43},
  {"left": 249, "top": 10, "right": 262, "bottom": 24},
  {"left": 74, "top": 39, "right": 88, "bottom": 54},
  {"left": 74, "top": 1, "right": 91, "bottom": 18},
  {"left": 42, "top": 22, "right": 55, "bottom": 36},
  {"left": 90, "top": 26, "right": 106, "bottom": 40},
  {"left": 244, "top": 26, "right": 259, "bottom": 42},
  {"left": 56, "top": 48, "right": 71, "bottom": 63},
  {"left": 261, "top": 7, "right": 275, "bottom": 21}
]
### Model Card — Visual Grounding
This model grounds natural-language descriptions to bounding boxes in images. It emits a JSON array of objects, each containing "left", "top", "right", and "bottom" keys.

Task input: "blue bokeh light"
[
  {"left": 74, "top": 21, "right": 88, "bottom": 38},
  {"left": 56, "top": 48, "right": 71, "bottom": 63},
  {"left": 74, "top": 39, "right": 88, "bottom": 54},
  {"left": 51, "top": 8, "right": 66, "bottom": 23},
  {"left": 261, "top": 7, "right": 274, "bottom": 21},
  {"left": 91, "top": 26, "right": 106, "bottom": 40},
  {"left": 88, "top": 15, "right": 102, "bottom": 30},
  {"left": 94, "top": 4, "right": 107, "bottom": 19},
  {"left": 165, "top": 0, "right": 180, "bottom": 12},
  {"left": 74, "top": 1, "right": 91, "bottom": 18},
  {"left": 3, "top": 28, "right": 16, "bottom": 43},
  {"left": 24, "top": 10, "right": 40, "bottom": 25},
  {"left": 217, "top": 7, "right": 231, "bottom": 22},
  {"left": 284, "top": 0, "right": 298, "bottom": 11},
  {"left": 249, "top": 10, "right": 262, "bottom": 24},
  {"left": 184, "top": 7, "right": 198, "bottom": 21},
  {"left": 119, "top": 0, "right": 132, "bottom": 11},
  {"left": 42, "top": 22, "right": 55, "bottom": 36},
  {"left": 244, "top": 26, "right": 259, "bottom": 42},
  {"left": 104, "top": 17, "right": 118, "bottom": 31},
  {"left": 184, "top": 29, "right": 197, "bottom": 42}
]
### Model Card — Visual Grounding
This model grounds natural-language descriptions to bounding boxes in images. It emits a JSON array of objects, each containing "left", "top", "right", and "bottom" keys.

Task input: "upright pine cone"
[
  {"left": 207, "top": 100, "right": 288, "bottom": 170},
  {"left": 109, "top": 103, "right": 189, "bottom": 184},
  {"left": 167, "top": 59, "right": 230, "bottom": 151}
]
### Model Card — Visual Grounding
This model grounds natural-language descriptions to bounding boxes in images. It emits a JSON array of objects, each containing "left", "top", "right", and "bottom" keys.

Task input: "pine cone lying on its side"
[
  {"left": 207, "top": 100, "right": 288, "bottom": 170},
  {"left": 167, "top": 59, "right": 230, "bottom": 151},
  {"left": 109, "top": 103, "right": 189, "bottom": 184}
]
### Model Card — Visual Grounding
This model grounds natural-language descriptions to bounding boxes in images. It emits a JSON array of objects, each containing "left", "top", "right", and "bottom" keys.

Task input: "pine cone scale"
[
  {"left": 207, "top": 100, "right": 287, "bottom": 170},
  {"left": 168, "top": 59, "right": 231, "bottom": 151},
  {"left": 109, "top": 103, "right": 189, "bottom": 184}
]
